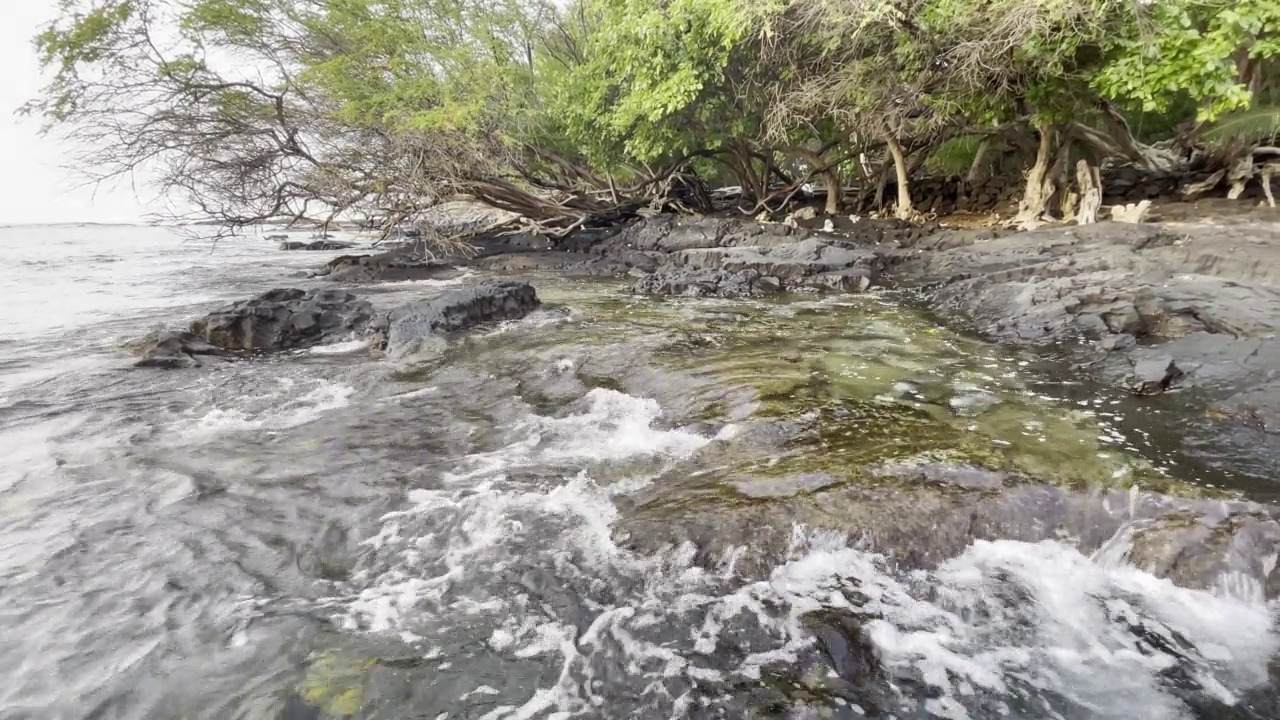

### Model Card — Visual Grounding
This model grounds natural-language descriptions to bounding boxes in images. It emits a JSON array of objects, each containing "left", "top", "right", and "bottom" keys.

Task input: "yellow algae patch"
[{"left": 298, "top": 651, "right": 374, "bottom": 718}]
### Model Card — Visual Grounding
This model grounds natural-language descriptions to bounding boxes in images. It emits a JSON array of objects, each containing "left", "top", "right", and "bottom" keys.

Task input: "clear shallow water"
[{"left": 0, "top": 225, "right": 1276, "bottom": 720}]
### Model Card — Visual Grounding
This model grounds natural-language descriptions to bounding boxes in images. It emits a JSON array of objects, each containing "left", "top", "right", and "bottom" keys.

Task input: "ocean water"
[{"left": 0, "top": 224, "right": 1276, "bottom": 720}]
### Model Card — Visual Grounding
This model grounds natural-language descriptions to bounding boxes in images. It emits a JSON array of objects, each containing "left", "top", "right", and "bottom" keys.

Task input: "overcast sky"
[{"left": 0, "top": 3, "right": 155, "bottom": 224}]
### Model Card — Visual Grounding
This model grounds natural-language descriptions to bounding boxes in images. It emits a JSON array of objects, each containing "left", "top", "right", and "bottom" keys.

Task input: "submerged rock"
[
  {"left": 620, "top": 458, "right": 1280, "bottom": 600},
  {"left": 384, "top": 280, "right": 540, "bottom": 359},
  {"left": 190, "top": 288, "right": 375, "bottom": 352},
  {"left": 1101, "top": 509, "right": 1280, "bottom": 599},
  {"left": 132, "top": 330, "right": 236, "bottom": 368}
]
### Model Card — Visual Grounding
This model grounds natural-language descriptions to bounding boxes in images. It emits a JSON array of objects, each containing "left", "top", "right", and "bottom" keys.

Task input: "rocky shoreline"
[
  {"left": 438, "top": 210, "right": 1280, "bottom": 488},
  {"left": 128, "top": 207, "right": 1280, "bottom": 601},
  {"left": 143, "top": 207, "right": 1280, "bottom": 487}
]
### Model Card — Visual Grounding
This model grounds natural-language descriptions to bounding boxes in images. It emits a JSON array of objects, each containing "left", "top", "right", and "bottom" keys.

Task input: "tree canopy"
[{"left": 26, "top": 0, "right": 1280, "bottom": 235}]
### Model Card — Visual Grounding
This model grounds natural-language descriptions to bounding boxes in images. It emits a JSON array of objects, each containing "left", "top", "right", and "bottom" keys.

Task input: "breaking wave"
[{"left": 322, "top": 389, "right": 1279, "bottom": 719}]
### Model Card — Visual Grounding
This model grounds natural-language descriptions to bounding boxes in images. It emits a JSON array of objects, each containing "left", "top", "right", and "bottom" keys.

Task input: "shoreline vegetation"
[{"left": 24, "top": 0, "right": 1280, "bottom": 243}]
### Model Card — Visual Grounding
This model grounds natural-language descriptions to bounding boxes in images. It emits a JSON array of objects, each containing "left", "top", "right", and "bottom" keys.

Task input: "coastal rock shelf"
[{"left": 444, "top": 209, "right": 1280, "bottom": 484}]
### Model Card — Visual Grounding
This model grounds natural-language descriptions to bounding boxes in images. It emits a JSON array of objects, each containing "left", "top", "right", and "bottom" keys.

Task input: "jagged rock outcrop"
[
  {"left": 382, "top": 280, "right": 540, "bottom": 359},
  {"left": 190, "top": 288, "right": 375, "bottom": 352},
  {"left": 130, "top": 288, "right": 375, "bottom": 367},
  {"left": 280, "top": 240, "right": 357, "bottom": 251},
  {"left": 315, "top": 251, "right": 461, "bottom": 283}
]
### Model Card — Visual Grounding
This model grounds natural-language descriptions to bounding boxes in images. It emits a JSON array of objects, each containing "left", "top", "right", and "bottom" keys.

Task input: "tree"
[
  {"left": 29, "top": 0, "right": 607, "bottom": 238},
  {"left": 1094, "top": 0, "right": 1280, "bottom": 123},
  {"left": 28, "top": 0, "right": 1277, "bottom": 237},
  {"left": 548, "top": 0, "right": 801, "bottom": 209}
]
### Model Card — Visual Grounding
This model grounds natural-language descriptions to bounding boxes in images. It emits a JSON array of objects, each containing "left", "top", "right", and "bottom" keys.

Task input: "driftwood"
[
  {"left": 1180, "top": 168, "right": 1226, "bottom": 199},
  {"left": 1061, "top": 190, "right": 1080, "bottom": 221},
  {"left": 1227, "top": 155, "right": 1254, "bottom": 200},
  {"left": 1111, "top": 200, "right": 1153, "bottom": 223}
]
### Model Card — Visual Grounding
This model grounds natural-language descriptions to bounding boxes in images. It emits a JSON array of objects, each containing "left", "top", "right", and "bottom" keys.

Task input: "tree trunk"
[
  {"left": 853, "top": 152, "right": 872, "bottom": 213},
  {"left": 1012, "top": 124, "right": 1074, "bottom": 228},
  {"left": 1262, "top": 161, "right": 1278, "bottom": 208},
  {"left": 1092, "top": 102, "right": 1188, "bottom": 174},
  {"left": 789, "top": 146, "right": 844, "bottom": 215},
  {"left": 883, "top": 133, "right": 913, "bottom": 220},
  {"left": 823, "top": 166, "right": 842, "bottom": 215},
  {"left": 1075, "top": 160, "right": 1101, "bottom": 225},
  {"left": 727, "top": 143, "right": 764, "bottom": 205},
  {"left": 1013, "top": 121, "right": 1056, "bottom": 229},
  {"left": 967, "top": 137, "right": 992, "bottom": 185},
  {"left": 874, "top": 162, "right": 889, "bottom": 212}
]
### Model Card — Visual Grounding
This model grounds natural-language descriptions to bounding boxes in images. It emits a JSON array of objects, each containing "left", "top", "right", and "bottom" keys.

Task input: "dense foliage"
[{"left": 26, "top": 0, "right": 1280, "bottom": 233}]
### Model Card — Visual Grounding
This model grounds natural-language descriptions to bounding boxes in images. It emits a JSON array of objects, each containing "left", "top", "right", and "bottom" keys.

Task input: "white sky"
[{"left": 0, "top": 2, "right": 156, "bottom": 224}]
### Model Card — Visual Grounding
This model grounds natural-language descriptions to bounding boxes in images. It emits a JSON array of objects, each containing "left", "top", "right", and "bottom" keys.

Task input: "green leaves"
[
  {"left": 34, "top": 0, "right": 135, "bottom": 71},
  {"left": 181, "top": 0, "right": 268, "bottom": 41},
  {"left": 1093, "top": 0, "right": 1280, "bottom": 121},
  {"left": 1202, "top": 104, "right": 1280, "bottom": 145},
  {"left": 548, "top": 0, "right": 778, "bottom": 167}
]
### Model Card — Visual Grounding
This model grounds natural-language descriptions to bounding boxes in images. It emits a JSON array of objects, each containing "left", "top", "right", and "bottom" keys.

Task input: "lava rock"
[
  {"left": 1129, "top": 355, "right": 1184, "bottom": 395},
  {"left": 315, "top": 251, "right": 461, "bottom": 283},
  {"left": 384, "top": 280, "right": 540, "bottom": 359},
  {"left": 1099, "top": 333, "right": 1137, "bottom": 352},
  {"left": 630, "top": 268, "right": 786, "bottom": 298},
  {"left": 191, "top": 288, "right": 375, "bottom": 352},
  {"left": 280, "top": 240, "right": 357, "bottom": 251},
  {"left": 804, "top": 268, "right": 874, "bottom": 293}
]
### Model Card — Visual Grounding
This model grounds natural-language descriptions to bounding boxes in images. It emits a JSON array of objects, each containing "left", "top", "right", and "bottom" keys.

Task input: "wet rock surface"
[
  {"left": 191, "top": 288, "right": 376, "bottom": 352},
  {"left": 890, "top": 216, "right": 1280, "bottom": 481},
  {"left": 133, "top": 279, "right": 544, "bottom": 368},
  {"left": 129, "top": 289, "right": 376, "bottom": 366},
  {"left": 618, "top": 459, "right": 1280, "bottom": 599},
  {"left": 383, "top": 280, "right": 540, "bottom": 359},
  {"left": 131, "top": 330, "right": 236, "bottom": 368},
  {"left": 315, "top": 250, "right": 463, "bottom": 283},
  {"left": 280, "top": 239, "right": 357, "bottom": 251}
]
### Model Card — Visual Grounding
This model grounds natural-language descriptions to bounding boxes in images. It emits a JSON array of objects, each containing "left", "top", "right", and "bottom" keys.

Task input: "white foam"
[
  {"left": 367, "top": 270, "right": 477, "bottom": 290},
  {"left": 725, "top": 534, "right": 1279, "bottom": 720},
  {"left": 184, "top": 380, "right": 354, "bottom": 435},
  {"left": 429, "top": 389, "right": 708, "bottom": 486},
  {"left": 308, "top": 339, "right": 371, "bottom": 355},
  {"left": 535, "top": 389, "right": 709, "bottom": 462},
  {"left": 484, "top": 309, "right": 574, "bottom": 337},
  {"left": 381, "top": 386, "right": 439, "bottom": 403}
]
